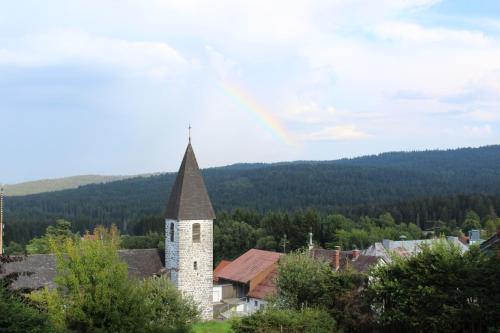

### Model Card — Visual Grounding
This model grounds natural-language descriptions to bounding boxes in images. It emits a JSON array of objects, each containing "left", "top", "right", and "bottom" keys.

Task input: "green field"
[{"left": 191, "top": 321, "right": 233, "bottom": 333}]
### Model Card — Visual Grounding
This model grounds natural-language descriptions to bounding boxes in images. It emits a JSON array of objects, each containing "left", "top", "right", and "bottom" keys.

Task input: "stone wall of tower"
[
  {"left": 165, "top": 218, "right": 213, "bottom": 320},
  {"left": 165, "top": 219, "right": 179, "bottom": 286}
]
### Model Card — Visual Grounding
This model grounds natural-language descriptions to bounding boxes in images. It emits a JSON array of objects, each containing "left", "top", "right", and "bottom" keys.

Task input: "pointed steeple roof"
[{"left": 165, "top": 143, "right": 216, "bottom": 220}]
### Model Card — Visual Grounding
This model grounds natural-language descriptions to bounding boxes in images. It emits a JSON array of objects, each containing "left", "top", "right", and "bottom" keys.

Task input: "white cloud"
[
  {"left": 0, "top": 29, "right": 188, "bottom": 78},
  {"left": 468, "top": 110, "right": 498, "bottom": 121},
  {"left": 374, "top": 22, "right": 490, "bottom": 45},
  {"left": 463, "top": 124, "right": 493, "bottom": 138},
  {"left": 4, "top": 0, "right": 500, "bottom": 181},
  {"left": 205, "top": 46, "right": 239, "bottom": 80},
  {"left": 304, "top": 126, "right": 371, "bottom": 141}
]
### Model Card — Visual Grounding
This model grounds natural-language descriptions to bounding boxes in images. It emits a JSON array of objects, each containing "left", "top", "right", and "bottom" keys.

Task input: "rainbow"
[{"left": 218, "top": 80, "right": 296, "bottom": 148}]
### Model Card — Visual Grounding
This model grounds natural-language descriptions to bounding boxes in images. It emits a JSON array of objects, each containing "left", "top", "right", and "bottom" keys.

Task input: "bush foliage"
[{"left": 231, "top": 308, "right": 336, "bottom": 333}]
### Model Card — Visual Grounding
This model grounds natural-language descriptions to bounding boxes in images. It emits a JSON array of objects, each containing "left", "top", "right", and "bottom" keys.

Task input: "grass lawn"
[{"left": 191, "top": 321, "right": 233, "bottom": 333}]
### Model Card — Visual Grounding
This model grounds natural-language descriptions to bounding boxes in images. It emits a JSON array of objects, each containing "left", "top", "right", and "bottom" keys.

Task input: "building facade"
[{"left": 165, "top": 142, "right": 215, "bottom": 320}]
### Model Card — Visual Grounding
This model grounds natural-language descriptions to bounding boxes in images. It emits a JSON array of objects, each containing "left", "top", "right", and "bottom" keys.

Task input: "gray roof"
[
  {"left": 165, "top": 143, "right": 216, "bottom": 221},
  {"left": 363, "top": 237, "right": 469, "bottom": 262},
  {"left": 1, "top": 249, "right": 164, "bottom": 290},
  {"left": 363, "top": 242, "right": 391, "bottom": 262},
  {"left": 480, "top": 231, "right": 500, "bottom": 252}
]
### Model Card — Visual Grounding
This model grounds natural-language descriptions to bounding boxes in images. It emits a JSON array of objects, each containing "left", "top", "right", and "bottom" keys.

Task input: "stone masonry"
[{"left": 166, "top": 218, "right": 213, "bottom": 320}]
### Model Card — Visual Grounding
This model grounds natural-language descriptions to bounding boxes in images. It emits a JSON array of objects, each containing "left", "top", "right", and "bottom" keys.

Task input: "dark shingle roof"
[
  {"left": 480, "top": 231, "right": 500, "bottom": 253},
  {"left": 1, "top": 249, "right": 164, "bottom": 290},
  {"left": 347, "top": 255, "right": 381, "bottom": 273},
  {"left": 165, "top": 143, "right": 216, "bottom": 220}
]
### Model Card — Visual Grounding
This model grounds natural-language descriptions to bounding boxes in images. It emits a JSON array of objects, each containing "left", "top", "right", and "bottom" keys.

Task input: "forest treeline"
[
  {"left": 12, "top": 206, "right": 499, "bottom": 266},
  {"left": 4, "top": 145, "right": 500, "bottom": 244}
]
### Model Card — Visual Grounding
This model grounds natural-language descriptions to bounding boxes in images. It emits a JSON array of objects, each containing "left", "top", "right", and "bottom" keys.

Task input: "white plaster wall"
[
  {"left": 166, "top": 219, "right": 213, "bottom": 320},
  {"left": 246, "top": 298, "right": 266, "bottom": 314},
  {"left": 213, "top": 285, "right": 222, "bottom": 303}
]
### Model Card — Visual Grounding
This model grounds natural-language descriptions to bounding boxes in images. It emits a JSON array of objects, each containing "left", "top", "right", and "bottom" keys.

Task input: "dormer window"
[{"left": 192, "top": 223, "right": 200, "bottom": 243}]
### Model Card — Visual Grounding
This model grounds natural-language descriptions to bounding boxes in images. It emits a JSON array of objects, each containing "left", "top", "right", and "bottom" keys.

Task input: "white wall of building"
[{"left": 245, "top": 297, "right": 267, "bottom": 314}]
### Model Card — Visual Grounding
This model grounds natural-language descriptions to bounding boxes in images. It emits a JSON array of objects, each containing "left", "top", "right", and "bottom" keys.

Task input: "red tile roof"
[
  {"left": 247, "top": 267, "right": 278, "bottom": 300},
  {"left": 213, "top": 260, "right": 232, "bottom": 282},
  {"left": 216, "top": 249, "right": 283, "bottom": 284},
  {"left": 82, "top": 234, "right": 99, "bottom": 241}
]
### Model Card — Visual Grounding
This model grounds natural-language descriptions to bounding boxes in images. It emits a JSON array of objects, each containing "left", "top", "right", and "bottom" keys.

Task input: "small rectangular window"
[
  {"left": 254, "top": 300, "right": 258, "bottom": 307},
  {"left": 193, "top": 261, "right": 197, "bottom": 270}
]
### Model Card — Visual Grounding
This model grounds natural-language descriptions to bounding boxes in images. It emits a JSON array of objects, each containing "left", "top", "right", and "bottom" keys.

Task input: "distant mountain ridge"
[
  {"left": 7, "top": 145, "right": 498, "bottom": 197},
  {"left": 4, "top": 145, "right": 500, "bottom": 244},
  {"left": 4, "top": 175, "right": 138, "bottom": 196}
]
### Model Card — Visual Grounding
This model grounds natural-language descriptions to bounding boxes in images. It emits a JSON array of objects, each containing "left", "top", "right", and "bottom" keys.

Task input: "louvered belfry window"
[{"left": 192, "top": 223, "right": 201, "bottom": 243}]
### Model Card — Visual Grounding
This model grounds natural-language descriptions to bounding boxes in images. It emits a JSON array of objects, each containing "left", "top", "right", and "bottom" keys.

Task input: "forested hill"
[
  {"left": 4, "top": 145, "right": 500, "bottom": 243},
  {"left": 4, "top": 175, "right": 140, "bottom": 196}
]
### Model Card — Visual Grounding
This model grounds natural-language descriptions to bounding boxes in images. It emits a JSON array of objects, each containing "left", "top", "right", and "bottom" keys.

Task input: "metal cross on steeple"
[{"left": 188, "top": 124, "right": 192, "bottom": 143}]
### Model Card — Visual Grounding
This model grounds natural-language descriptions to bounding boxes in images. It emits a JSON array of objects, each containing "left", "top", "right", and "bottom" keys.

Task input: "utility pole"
[
  {"left": 281, "top": 233, "right": 289, "bottom": 253},
  {"left": 0, "top": 185, "right": 4, "bottom": 255}
]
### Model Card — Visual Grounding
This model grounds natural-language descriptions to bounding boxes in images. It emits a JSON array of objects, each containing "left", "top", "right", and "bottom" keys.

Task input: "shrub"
[{"left": 231, "top": 308, "right": 336, "bottom": 333}]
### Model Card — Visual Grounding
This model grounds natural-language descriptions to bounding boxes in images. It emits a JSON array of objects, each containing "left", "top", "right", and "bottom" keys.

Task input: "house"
[
  {"left": 311, "top": 246, "right": 385, "bottom": 273},
  {"left": 213, "top": 249, "right": 283, "bottom": 316},
  {"left": 480, "top": 230, "right": 500, "bottom": 255},
  {"left": 1, "top": 249, "right": 164, "bottom": 291},
  {"left": 363, "top": 237, "right": 469, "bottom": 262}
]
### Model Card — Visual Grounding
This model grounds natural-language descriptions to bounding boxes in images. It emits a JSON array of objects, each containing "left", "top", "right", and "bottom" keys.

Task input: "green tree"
[
  {"left": 484, "top": 217, "right": 500, "bottom": 237},
  {"left": 46, "top": 219, "right": 73, "bottom": 238},
  {"left": 32, "top": 227, "right": 198, "bottom": 333},
  {"left": 275, "top": 251, "right": 373, "bottom": 332},
  {"left": 25, "top": 237, "right": 51, "bottom": 254},
  {"left": 275, "top": 251, "right": 333, "bottom": 309},
  {"left": 462, "top": 210, "right": 481, "bottom": 232},
  {"left": 367, "top": 240, "right": 500, "bottom": 332},
  {"left": 255, "top": 235, "right": 278, "bottom": 251},
  {"left": 120, "top": 232, "right": 164, "bottom": 249},
  {"left": 138, "top": 277, "right": 199, "bottom": 333},
  {"left": 34, "top": 234, "right": 144, "bottom": 332},
  {"left": 26, "top": 219, "right": 78, "bottom": 254},
  {"left": 0, "top": 282, "right": 52, "bottom": 333},
  {"left": 0, "top": 256, "right": 53, "bottom": 333},
  {"left": 214, "top": 219, "right": 256, "bottom": 263},
  {"left": 5, "top": 241, "right": 25, "bottom": 255}
]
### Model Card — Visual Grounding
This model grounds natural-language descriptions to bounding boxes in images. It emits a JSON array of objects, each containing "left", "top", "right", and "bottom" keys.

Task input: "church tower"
[{"left": 165, "top": 140, "right": 215, "bottom": 320}]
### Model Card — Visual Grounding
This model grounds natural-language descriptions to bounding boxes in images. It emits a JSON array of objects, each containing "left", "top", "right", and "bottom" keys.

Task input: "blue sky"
[{"left": 1, "top": 0, "right": 500, "bottom": 183}]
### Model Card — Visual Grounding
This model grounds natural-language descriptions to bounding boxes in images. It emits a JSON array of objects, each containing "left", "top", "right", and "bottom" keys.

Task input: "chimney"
[
  {"left": 352, "top": 248, "right": 360, "bottom": 260},
  {"left": 332, "top": 246, "right": 341, "bottom": 271}
]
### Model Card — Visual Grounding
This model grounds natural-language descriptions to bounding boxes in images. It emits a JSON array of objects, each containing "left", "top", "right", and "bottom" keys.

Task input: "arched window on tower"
[
  {"left": 170, "top": 222, "right": 174, "bottom": 242},
  {"left": 192, "top": 223, "right": 200, "bottom": 243}
]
